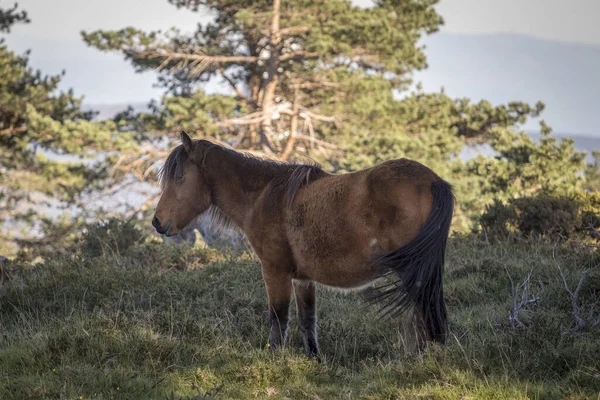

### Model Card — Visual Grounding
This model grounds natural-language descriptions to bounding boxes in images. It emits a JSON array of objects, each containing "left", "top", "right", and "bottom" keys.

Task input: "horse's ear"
[{"left": 180, "top": 131, "right": 194, "bottom": 154}]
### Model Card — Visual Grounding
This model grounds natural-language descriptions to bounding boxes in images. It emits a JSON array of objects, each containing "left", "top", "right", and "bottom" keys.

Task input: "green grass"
[{"left": 0, "top": 232, "right": 599, "bottom": 399}]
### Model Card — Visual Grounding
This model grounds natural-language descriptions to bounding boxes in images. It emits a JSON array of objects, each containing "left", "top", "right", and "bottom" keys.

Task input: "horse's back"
[{"left": 285, "top": 158, "right": 442, "bottom": 287}]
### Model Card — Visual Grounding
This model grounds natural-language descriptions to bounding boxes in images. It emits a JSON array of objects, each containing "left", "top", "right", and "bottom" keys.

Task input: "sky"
[
  {"left": 2, "top": 0, "right": 600, "bottom": 136},
  {"left": 426, "top": 0, "right": 600, "bottom": 46}
]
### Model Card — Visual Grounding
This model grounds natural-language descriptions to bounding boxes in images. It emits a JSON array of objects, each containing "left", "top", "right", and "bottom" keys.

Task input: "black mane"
[
  {"left": 158, "top": 140, "right": 323, "bottom": 196},
  {"left": 158, "top": 144, "right": 188, "bottom": 190}
]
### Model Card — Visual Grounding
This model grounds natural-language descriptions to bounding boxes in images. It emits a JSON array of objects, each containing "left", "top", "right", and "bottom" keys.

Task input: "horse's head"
[{"left": 152, "top": 131, "right": 212, "bottom": 236}]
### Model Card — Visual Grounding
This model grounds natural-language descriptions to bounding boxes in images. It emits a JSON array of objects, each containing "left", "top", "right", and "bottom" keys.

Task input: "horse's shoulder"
[{"left": 284, "top": 164, "right": 327, "bottom": 205}]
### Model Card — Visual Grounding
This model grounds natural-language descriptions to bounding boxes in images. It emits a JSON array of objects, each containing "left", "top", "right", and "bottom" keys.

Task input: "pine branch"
[
  {"left": 279, "top": 26, "right": 311, "bottom": 36},
  {"left": 293, "top": 81, "right": 342, "bottom": 89},
  {"left": 0, "top": 3, "right": 30, "bottom": 33},
  {"left": 298, "top": 106, "right": 341, "bottom": 123},
  {"left": 294, "top": 134, "right": 340, "bottom": 151},
  {"left": 279, "top": 50, "right": 318, "bottom": 61},
  {"left": 218, "top": 67, "right": 257, "bottom": 108},
  {"left": 217, "top": 112, "right": 269, "bottom": 127},
  {"left": 262, "top": 25, "right": 310, "bottom": 37},
  {"left": 132, "top": 49, "right": 259, "bottom": 77}
]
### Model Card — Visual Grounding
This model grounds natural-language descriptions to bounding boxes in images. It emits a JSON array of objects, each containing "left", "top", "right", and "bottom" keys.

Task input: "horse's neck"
[{"left": 201, "top": 148, "right": 281, "bottom": 229}]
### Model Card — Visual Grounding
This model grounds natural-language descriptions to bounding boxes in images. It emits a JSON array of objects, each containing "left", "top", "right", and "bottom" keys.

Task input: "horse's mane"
[
  {"left": 158, "top": 145, "right": 188, "bottom": 191},
  {"left": 203, "top": 205, "right": 239, "bottom": 234},
  {"left": 158, "top": 140, "right": 324, "bottom": 229},
  {"left": 285, "top": 164, "right": 322, "bottom": 207}
]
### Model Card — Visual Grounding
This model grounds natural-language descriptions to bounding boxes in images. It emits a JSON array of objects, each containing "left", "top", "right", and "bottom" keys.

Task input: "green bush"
[
  {"left": 582, "top": 211, "right": 600, "bottom": 230},
  {"left": 480, "top": 199, "right": 517, "bottom": 237},
  {"left": 513, "top": 196, "right": 579, "bottom": 239},
  {"left": 574, "top": 190, "right": 600, "bottom": 226},
  {"left": 480, "top": 193, "right": 600, "bottom": 241},
  {"left": 79, "top": 218, "right": 145, "bottom": 258}
]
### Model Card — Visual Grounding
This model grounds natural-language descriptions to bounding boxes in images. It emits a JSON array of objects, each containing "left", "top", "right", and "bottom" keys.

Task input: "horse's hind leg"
[
  {"left": 293, "top": 280, "right": 320, "bottom": 361},
  {"left": 262, "top": 266, "right": 293, "bottom": 351}
]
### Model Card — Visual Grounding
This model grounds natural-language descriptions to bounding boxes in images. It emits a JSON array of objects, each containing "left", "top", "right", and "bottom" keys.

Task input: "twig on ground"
[
  {"left": 505, "top": 265, "right": 539, "bottom": 330},
  {"left": 553, "top": 247, "right": 589, "bottom": 332},
  {"left": 552, "top": 246, "right": 600, "bottom": 333}
]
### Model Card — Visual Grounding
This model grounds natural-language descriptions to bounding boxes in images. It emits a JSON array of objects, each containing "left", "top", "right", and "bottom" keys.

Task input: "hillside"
[
  {"left": 415, "top": 32, "right": 600, "bottom": 136},
  {"left": 1, "top": 223, "right": 599, "bottom": 399}
]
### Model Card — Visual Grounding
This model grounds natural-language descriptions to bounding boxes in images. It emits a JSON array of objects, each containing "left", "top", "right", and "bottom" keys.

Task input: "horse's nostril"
[{"left": 152, "top": 216, "right": 161, "bottom": 229}]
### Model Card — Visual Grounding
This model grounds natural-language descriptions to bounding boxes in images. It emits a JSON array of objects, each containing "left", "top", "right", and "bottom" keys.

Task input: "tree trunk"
[
  {"left": 248, "top": 77, "right": 261, "bottom": 147},
  {"left": 258, "top": 0, "right": 281, "bottom": 154},
  {"left": 281, "top": 85, "right": 300, "bottom": 160}
]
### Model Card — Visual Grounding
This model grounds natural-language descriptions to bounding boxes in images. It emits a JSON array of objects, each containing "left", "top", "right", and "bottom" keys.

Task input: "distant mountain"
[
  {"left": 14, "top": 28, "right": 599, "bottom": 138},
  {"left": 460, "top": 131, "right": 598, "bottom": 164},
  {"left": 84, "top": 102, "right": 150, "bottom": 121},
  {"left": 528, "top": 131, "right": 598, "bottom": 163},
  {"left": 415, "top": 32, "right": 600, "bottom": 136}
]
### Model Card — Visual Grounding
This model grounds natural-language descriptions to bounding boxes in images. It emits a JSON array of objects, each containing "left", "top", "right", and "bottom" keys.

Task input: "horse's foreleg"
[
  {"left": 293, "top": 280, "right": 320, "bottom": 361},
  {"left": 263, "top": 267, "right": 292, "bottom": 351}
]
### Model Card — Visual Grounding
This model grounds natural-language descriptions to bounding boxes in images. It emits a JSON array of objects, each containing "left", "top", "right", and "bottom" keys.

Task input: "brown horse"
[{"left": 152, "top": 131, "right": 454, "bottom": 360}]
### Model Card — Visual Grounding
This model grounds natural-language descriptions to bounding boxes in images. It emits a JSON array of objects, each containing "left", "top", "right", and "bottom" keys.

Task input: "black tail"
[{"left": 367, "top": 180, "right": 454, "bottom": 344}]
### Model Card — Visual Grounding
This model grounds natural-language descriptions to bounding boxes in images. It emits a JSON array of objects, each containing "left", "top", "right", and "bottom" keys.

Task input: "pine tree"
[
  {"left": 82, "top": 0, "right": 592, "bottom": 232},
  {"left": 584, "top": 151, "right": 600, "bottom": 192},
  {"left": 0, "top": 4, "right": 136, "bottom": 254},
  {"left": 82, "top": 0, "right": 442, "bottom": 158},
  {"left": 0, "top": 2, "right": 29, "bottom": 33}
]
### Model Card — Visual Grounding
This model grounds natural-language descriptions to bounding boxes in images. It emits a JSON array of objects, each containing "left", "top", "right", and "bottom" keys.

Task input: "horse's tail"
[{"left": 368, "top": 180, "right": 454, "bottom": 344}]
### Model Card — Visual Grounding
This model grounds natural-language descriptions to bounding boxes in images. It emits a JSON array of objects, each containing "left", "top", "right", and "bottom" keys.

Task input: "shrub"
[
  {"left": 480, "top": 193, "right": 600, "bottom": 241},
  {"left": 480, "top": 199, "right": 517, "bottom": 237},
  {"left": 79, "top": 218, "right": 145, "bottom": 258},
  {"left": 513, "top": 196, "right": 579, "bottom": 239},
  {"left": 574, "top": 191, "right": 600, "bottom": 226}
]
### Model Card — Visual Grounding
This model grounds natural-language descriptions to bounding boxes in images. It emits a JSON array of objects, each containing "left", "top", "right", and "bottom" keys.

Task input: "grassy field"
[{"left": 1, "top": 224, "right": 599, "bottom": 399}]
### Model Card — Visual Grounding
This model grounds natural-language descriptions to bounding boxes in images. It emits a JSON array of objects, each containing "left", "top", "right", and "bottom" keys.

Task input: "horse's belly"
[
  {"left": 286, "top": 177, "right": 389, "bottom": 288},
  {"left": 291, "top": 245, "right": 380, "bottom": 288}
]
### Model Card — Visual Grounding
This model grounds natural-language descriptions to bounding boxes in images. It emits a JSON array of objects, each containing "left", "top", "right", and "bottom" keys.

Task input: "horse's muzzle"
[{"left": 152, "top": 216, "right": 173, "bottom": 236}]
